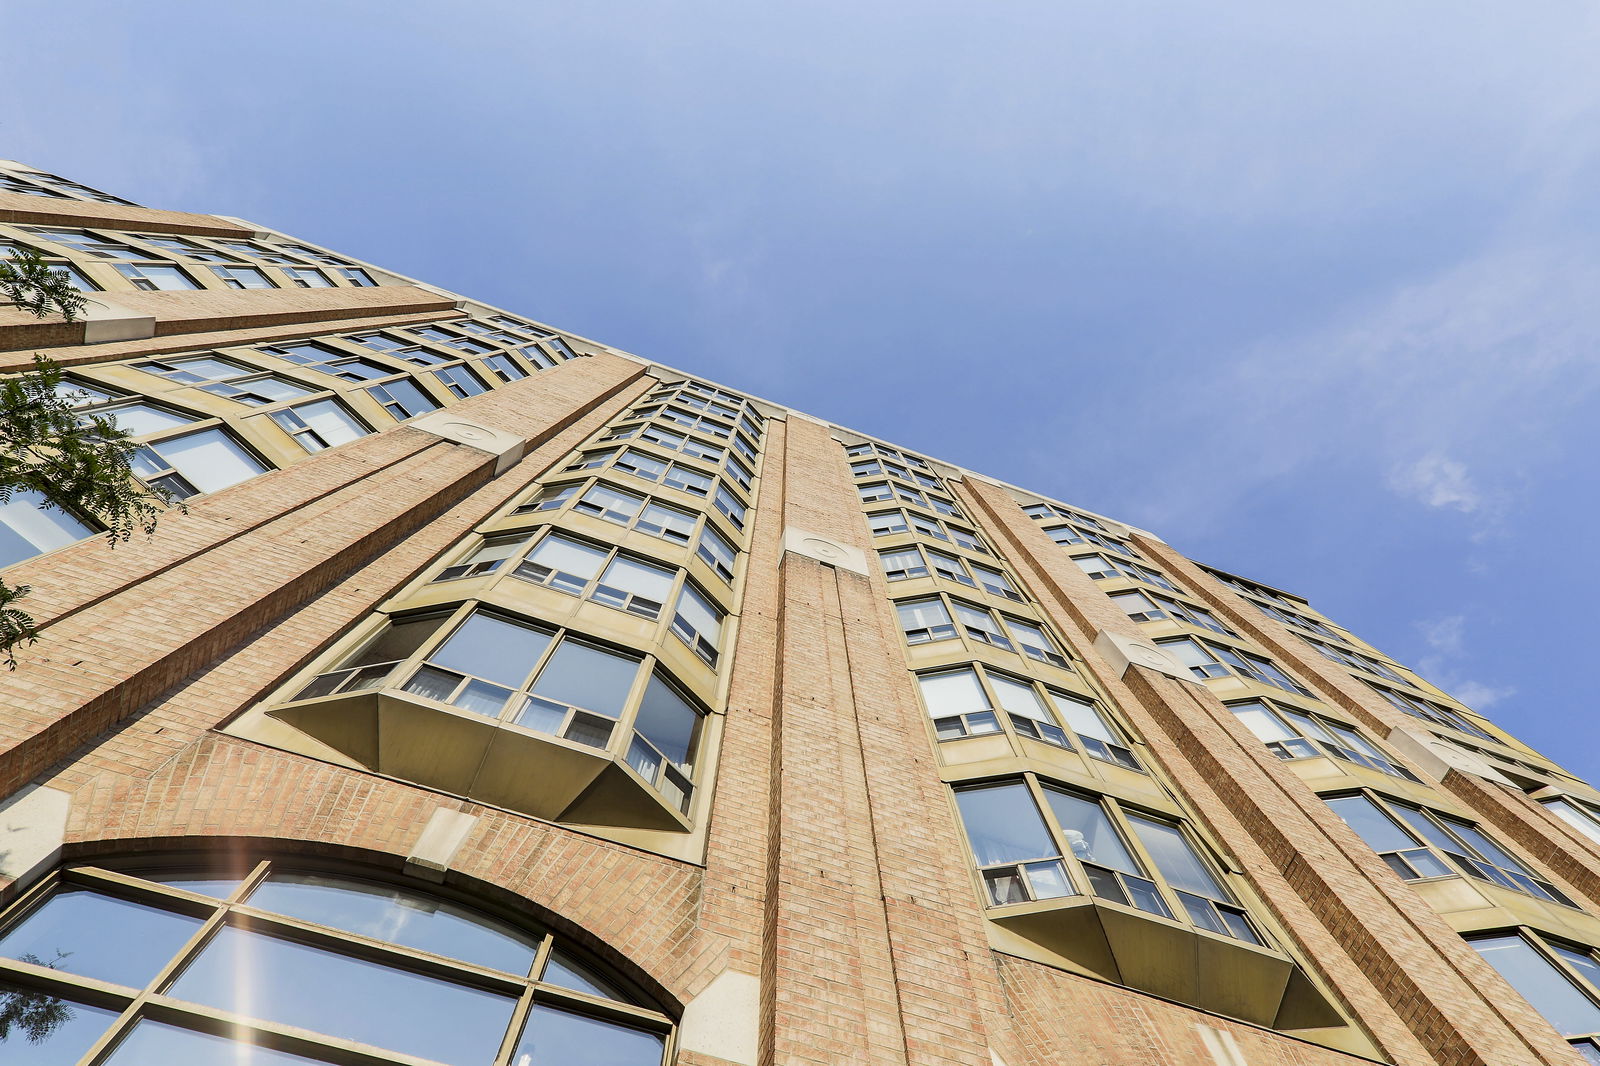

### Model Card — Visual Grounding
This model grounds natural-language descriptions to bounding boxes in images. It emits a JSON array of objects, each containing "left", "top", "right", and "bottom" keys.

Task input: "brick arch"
[{"left": 55, "top": 732, "right": 719, "bottom": 1004}]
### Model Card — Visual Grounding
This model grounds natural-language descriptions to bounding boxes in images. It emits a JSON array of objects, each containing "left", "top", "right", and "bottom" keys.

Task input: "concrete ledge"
[
  {"left": 79, "top": 295, "right": 156, "bottom": 344},
  {"left": 678, "top": 970, "right": 760, "bottom": 1065},
  {"left": 409, "top": 412, "right": 526, "bottom": 475},
  {"left": 404, "top": 806, "right": 479, "bottom": 883},
  {"left": 782, "top": 527, "right": 869, "bottom": 576},
  {"left": 1094, "top": 629, "right": 1197, "bottom": 683},
  {"left": 0, "top": 784, "right": 70, "bottom": 889}
]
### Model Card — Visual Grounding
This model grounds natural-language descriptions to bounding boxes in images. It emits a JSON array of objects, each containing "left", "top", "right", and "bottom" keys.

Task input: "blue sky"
[{"left": 4, "top": 2, "right": 1597, "bottom": 775}]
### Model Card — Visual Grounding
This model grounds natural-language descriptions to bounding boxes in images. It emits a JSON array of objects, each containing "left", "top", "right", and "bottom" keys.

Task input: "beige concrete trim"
[
  {"left": 408, "top": 412, "right": 526, "bottom": 475},
  {"left": 0, "top": 784, "right": 70, "bottom": 888},
  {"left": 403, "top": 806, "right": 480, "bottom": 883},
  {"left": 989, "top": 1051, "right": 1012, "bottom": 1066},
  {"left": 782, "top": 527, "right": 869, "bottom": 576},
  {"left": 0, "top": 160, "right": 44, "bottom": 174},
  {"left": 1094, "top": 629, "right": 1199, "bottom": 684},
  {"left": 1383, "top": 727, "right": 1513, "bottom": 786},
  {"left": 678, "top": 970, "right": 760, "bottom": 1065},
  {"left": 79, "top": 295, "right": 156, "bottom": 344}
]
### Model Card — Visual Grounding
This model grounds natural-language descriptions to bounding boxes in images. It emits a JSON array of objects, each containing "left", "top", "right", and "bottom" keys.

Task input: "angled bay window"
[
  {"left": 954, "top": 599, "right": 1013, "bottom": 650},
  {"left": 1326, "top": 793, "right": 1574, "bottom": 905},
  {"left": 712, "top": 483, "right": 747, "bottom": 528},
  {"left": 0, "top": 861, "right": 673, "bottom": 1066},
  {"left": 130, "top": 428, "right": 271, "bottom": 500},
  {"left": 880, "top": 546, "right": 931, "bottom": 581},
  {"left": 671, "top": 582, "right": 724, "bottom": 665},
  {"left": 1301, "top": 636, "right": 1406, "bottom": 683},
  {"left": 916, "top": 665, "right": 1134, "bottom": 761},
  {"left": 868, "top": 509, "right": 910, "bottom": 536},
  {"left": 484, "top": 352, "right": 528, "bottom": 381},
  {"left": 1073, "top": 552, "right": 1178, "bottom": 591},
  {"left": 1023, "top": 501, "right": 1106, "bottom": 530},
  {"left": 1045, "top": 523, "right": 1135, "bottom": 557},
  {"left": 141, "top": 354, "right": 320, "bottom": 406},
  {"left": 432, "top": 363, "right": 490, "bottom": 398},
  {"left": 1228, "top": 700, "right": 1420, "bottom": 782},
  {"left": 514, "top": 532, "right": 675, "bottom": 619},
  {"left": 1251, "top": 598, "right": 1344, "bottom": 639},
  {"left": 268, "top": 398, "right": 371, "bottom": 452},
  {"left": 695, "top": 522, "right": 738, "bottom": 582},
  {"left": 1003, "top": 616, "right": 1070, "bottom": 668},
  {"left": 1542, "top": 797, "right": 1600, "bottom": 845},
  {"left": 283, "top": 264, "right": 335, "bottom": 287},
  {"left": 519, "top": 480, "right": 701, "bottom": 546},
  {"left": 434, "top": 533, "right": 530, "bottom": 580},
  {"left": 367, "top": 378, "right": 440, "bottom": 420},
  {"left": 1159, "top": 636, "right": 1311, "bottom": 697},
  {"left": 209, "top": 263, "right": 277, "bottom": 289},
  {"left": 971, "top": 561, "right": 1023, "bottom": 601},
  {"left": 1472, "top": 933, "right": 1600, "bottom": 1062},
  {"left": 952, "top": 778, "right": 1262, "bottom": 943},
  {"left": 1110, "top": 589, "right": 1234, "bottom": 636},
  {"left": 278, "top": 606, "right": 709, "bottom": 821},
  {"left": 0, "top": 489, "right": 95, "bottom": 569},
  {"left": 897, "top": 597, "right": 957, "bottom": 645},
  {"left": 1363, "top": 681, "right": 1495, "bottom": 740}
]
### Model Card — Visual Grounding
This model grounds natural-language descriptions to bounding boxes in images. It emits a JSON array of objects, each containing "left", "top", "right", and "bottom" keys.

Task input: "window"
[
  {"left": 269, "top": 399, "right": 370, "bottom": 452},
  {"left": 432, "top": 364, "right": 489, "bottom": 398},
  {"left": 918, "top": 668, "right": 1002, "bottom": 739},
  {"left": 0, "top": 489, "right": 94, "bottom": 569},
  {"left": 367, "top": 379, "right": 439, "bottom": 420},
  {"left": 971, "top": 561, "right": 1023, "bottom": 601},
  {"left": 868, "top": 510, "right": 909, "bottom": 536},
  {"left": 627, "top": 675, "right": 703, "bottom": 811},
  {"left": 927, "top": 548, "right": 976, "bottom": 586},
  {"left": 210, "top": 264, "right": 276, "bottom": 289},
  {"left": 116, "top": 262, "right": 200, "bottom": 290},
  {"left": 1022, "top": 501, "right": 1106, "bottom": 531},
  {"left": 1050, "top": 691, "right": 1142, "bottom": 769},
  {"left": 1326, "top": 793, "right": 1574, "bottom": 904},
  {"left": 1160, "top": 636, "right": 1310, "bottom": 696},
  {"left": 1471, "top": 933, "right": 1600, "bottom": 1061},
  {"left": 1207, "top": 568, "right": 1298, "bottom": 608},
  {"left": 525, "top": 481, "right": 701, "bottom": 546},
  {"left": 433, "top": 534, "right": 530, "bottom": 581},
  {"left": 80, "top": 400, "right": 196, "bottom": 437},
  {"left": 1073, "top": 553, "right": 1177, "bottom": 591},
  {"left": 712, "top": 483, "right": 746, "bottom": 526},
  {"left": 284, "top": 265, "right": 334, "bottom": 287},
  {"left": 671, "top": 582, "right": 724, "bottom": 665},
  {"left": 1228, "top": 700, "right": 1419, "bottom": 781},
  {"left": 1046, "top": 523, "right": 1135, "bottom": 557},
  {"left": 880, "top": 546, "right": 930, "bottom": 581},
  {"left": 1301, "top": 636, "right": 1406, "bottom": 683},
  {"left": 1542, "top": 797, "right": 1600, "bottom": 845},
  {"left": 1110, "top": 589, "right": 1234, "bottom": 636},
  {"left": 485, "top": 352, "right": 528, "bottom": 381},
  {"left": 513, "top": 533, "right": 675, "bottom": 620},
  {"left": 954, "top": 601, "right": 1012, "bottom": 650},
  {"left": 131, "top": 429, "right": 270, "bottom": 499},
  {"left": 695, "top": 523, "right": 738, "bottom": 582},
  {"left": 897, "top": 598, "right": 956, "bottom": 645},
  {"left": 0, "top": 861, "right": 671, "bottom": 1066},
  {"left": 1251, "top": 598, "right": 1343, "bottom": 639},
  {"left": 141, "top": 355, "right": 320, "bottom": 406},
  {"left": 914, "top": 665, "right": 1136, "bottom": 762},
  {"left": 340, "top": 267, "right": 377, "bottom": 286},
  {"left": 1363, "top": 682, "right": 1495, "bottom": 740},
  {"left": 1002, "top": 616, "right": 1070, "bottom": 668},
  {"left": 953, "top": 780, "right": 1262, "bottom": 943}
]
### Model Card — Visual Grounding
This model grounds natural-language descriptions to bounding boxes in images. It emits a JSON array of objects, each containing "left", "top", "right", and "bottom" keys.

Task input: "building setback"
[{"left": 1, "top": 160, "right": 1599, "bottom": 1066}]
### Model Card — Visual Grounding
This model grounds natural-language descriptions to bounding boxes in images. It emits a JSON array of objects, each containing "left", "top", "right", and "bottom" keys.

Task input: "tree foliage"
[
  {"left": 0, "top": 955, "right": 75, "bottom": 1046},
  {"left": 0, "top": 255, "right": 171, "bottom": 668},
  {"left": 0, "top": 247, "right": 86, "bottom": 322}
]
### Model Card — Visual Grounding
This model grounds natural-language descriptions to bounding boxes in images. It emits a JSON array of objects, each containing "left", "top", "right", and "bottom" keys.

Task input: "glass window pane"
[
  {"left": 1325, "top": 795, "right": 1421, "bottom": 854},
  {"left": 1547, "top": 800, "right": 1600, "bottom": 845},
  {"left": 1044, "top": 790, "right": 1142, "bottom": 876},
  {"left": 429, "top": 613, "right": 553, "bottom": 689},
  {"left": 987, "top": 674, "right": 1049, "bottom": 722},
  {"left": 99, "top": 402, "right": 194, "bottom": 436},
  {"left": 102, "top": 1021, "right": 326, "bottom": 1065},
  {"left": 1127, "top": 814, "right": 1230, "bottom": 902},
  {"left": 292, "top": 399, "right": 367, "bottom": 446},
  {"left": 1472, "top": 936, "right": 1600, "bottom": 1037},
  {"left": 1049, "top": 693, "right": 1118, "bottom": 744},
  {"left": 0, "top": 489, "right": 92, "bottom": 568},
  {"left": 513, "top": 1003, "right": 664, "bottom": 1066},
  {"left": 673, "top": 585, "right": 722, "bottom": 642},
  {"left": 542, "top": 949, "right": 628, "bottom": 1001},
  {"left": 0, "top": 981, "right": 118, "bottom": 1065},
  {"left": 897, "top": 599, "right": 951, "bottom": 631},
  {"left": 1231, "top": 703, "right": 1298, "bottom": 743},
  {"left": 168, "top": 926, "right": 516, "bottom": 1066},
  {"left": 529, "top": 535, "right": 609, "bottom": 583},
  {"left": 600, "top": 556, "right": 674, "bottom": 603},
  {"left": 244, "top": 873, "right": 539, "bottom": 975},
  {"left": 632, "top": 674, "right": 700, "bottom": 767},
  {"left": 530, "top": 641, "right": 639, "bottom": 718},
  {"left": 0, "top": 889, "right": 202, "bottom": 988},
  {"left": 1389, "top": 805, "right": 1467, "bottom": 856},
  {"left": 917, "top": 670, "right": 988, "bottom": 719},
  {"left": 154, "top": 429, "right": 268, "bottom": 493},
  {"left": 954, "top": 785, "right": 1061, "bottom": 867}
]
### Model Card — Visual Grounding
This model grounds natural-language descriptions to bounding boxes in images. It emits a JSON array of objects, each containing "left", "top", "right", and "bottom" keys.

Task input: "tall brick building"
[{"left": 2, "top": 159, "right": 1599, "bottom": 1066}]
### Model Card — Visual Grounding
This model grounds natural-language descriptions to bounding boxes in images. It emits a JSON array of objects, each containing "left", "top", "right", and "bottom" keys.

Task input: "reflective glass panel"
[
  {"left": 168, "top": 926, "right": 517, "bottom": 1066},
  {"left": 1044, "top": 790, "right": 1141, "bottom": 875},
  {"left": 955, "top": 785, "right": 1060, "bottom": 867},
  {"left": 0, "top": 489, "right": 92, "bottom": 568},
  {"left": 429, "top": 613, "right": 553, "bottom": 689},
  {"left": 513, "top": 1003, "right": 665, "bottom": 1066},
  {"left": 530, "top": 641, "right": 639, "bottom": 718},
  {"left": 0, "top": 889, "right": 202, "bottom": 988},
  {"left": 631, "top": 674, "right": 699, "bottom": 767},
  {"left": 245, "top": 873, "right": 539, "bottom": 974},
  {"left": 542, "top": 949, "right": 628, "bottom": 1001},
  {"left": 154, "top": 429, "right": 269, "bottom": 492},
  {"left": 1126, "top": 814, "right": 1230, "bottom": 901},
  {"left": 1472, "top": 936, "right": 1600, "bottom": 1037},
  {"left": 918, "top": 670, "right": 987, "bottom": 718},
  {"left": 0, "top": 981, "right": 117, "bottom": 1065},
  {"left": 104, "top": 1021, "right": 326, "bottom": 1066},
  {"left": 1325, "top": 795, "right": 1420, "bottom": 854}
]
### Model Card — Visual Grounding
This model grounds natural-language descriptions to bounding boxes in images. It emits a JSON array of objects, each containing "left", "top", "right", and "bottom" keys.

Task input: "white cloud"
[
  {"left": 1450, "top": 680, "right": 1517, "bottom": 711},
  {"left": 1417, "top": 615, "right": 1466, "bottom": 655},
  {"left": 1388, "top": 455, "right": 1482, "bottom": 513}
]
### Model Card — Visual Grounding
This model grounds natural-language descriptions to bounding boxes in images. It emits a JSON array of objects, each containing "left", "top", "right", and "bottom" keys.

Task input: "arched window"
[{"left": 0, "top": 859, "right": 672, "bottom": 1065}]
